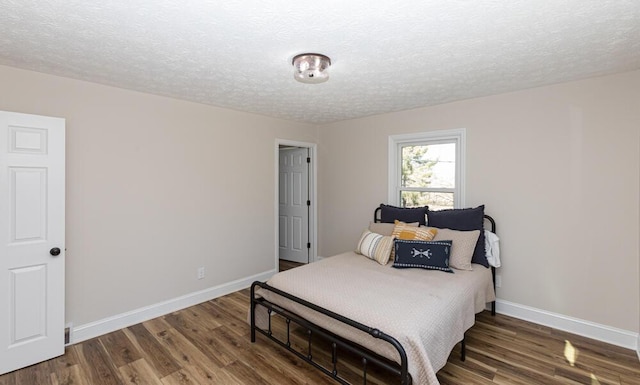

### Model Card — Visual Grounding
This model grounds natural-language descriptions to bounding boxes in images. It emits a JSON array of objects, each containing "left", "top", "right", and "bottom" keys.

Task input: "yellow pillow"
[
  {"left": 392, "top": 220, "right": 438, "bottom": 240},
  {"left": 390, "top": 221, "right": 438, "bottom": 261}
]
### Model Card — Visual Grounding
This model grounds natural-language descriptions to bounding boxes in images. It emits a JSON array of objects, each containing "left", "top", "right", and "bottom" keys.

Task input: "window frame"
[{"left": 388, "top": 128, "right": 466, "bottom": 209}]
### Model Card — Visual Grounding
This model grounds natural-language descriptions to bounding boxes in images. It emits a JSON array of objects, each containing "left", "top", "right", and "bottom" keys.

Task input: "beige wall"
[
  {"left": 0, "top": 65, "right": 318, "bottom": 326},
  {"left": 318, "top": 70, "right": 640, "bottom": 332},
  {"left": 2, "top": 63, "right": 638, "bottom": 336}
]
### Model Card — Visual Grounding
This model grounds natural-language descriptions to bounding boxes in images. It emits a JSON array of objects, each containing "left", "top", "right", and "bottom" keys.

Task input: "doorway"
[{"left": 276, "top": 140, "right": 316, "bottom": 271}]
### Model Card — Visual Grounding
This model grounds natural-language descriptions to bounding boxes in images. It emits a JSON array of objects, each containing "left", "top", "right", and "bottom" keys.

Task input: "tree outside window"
[
  {"left": 390, "top": 129, "right": 465, "bottom": 210},
  {"left": 400, "top": 142, "right": 456, "bottom": 210}
]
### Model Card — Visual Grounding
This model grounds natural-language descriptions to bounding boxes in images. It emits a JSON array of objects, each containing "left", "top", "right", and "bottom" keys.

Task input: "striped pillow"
[
  {"left": 391, "top": 221, "right": 438, "bottom": 259},
  {"left": 356, "top": 230, "right": 395, "bottom": 265}
]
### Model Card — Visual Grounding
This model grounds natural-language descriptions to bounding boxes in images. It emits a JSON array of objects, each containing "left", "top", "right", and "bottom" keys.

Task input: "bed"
[{"left": 250, "top": 206, "right": 498, "bottom": 385}]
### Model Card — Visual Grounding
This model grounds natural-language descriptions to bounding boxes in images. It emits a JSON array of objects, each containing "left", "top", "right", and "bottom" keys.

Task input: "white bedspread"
[{"left": 255, "top": 252, "right": 495, "bottom": 385}]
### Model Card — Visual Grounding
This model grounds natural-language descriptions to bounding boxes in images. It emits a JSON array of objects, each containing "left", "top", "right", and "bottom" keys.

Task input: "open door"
[
  {"left": 0, "top": 111, "right": 65, "bottom": 374},
  {"left": 278, "top": 147, "right": 310, "bottom": 264}
]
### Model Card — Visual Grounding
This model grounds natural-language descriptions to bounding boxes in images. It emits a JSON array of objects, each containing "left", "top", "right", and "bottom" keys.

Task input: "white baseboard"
[
  {"left": 72, "top": 269, "right": 276, "bottom": 344},
  {"left": 496, "top": 299, "right": 638, "bottom": 351},
  {"left": 70, "top": 278, "right": 639, "bottom": 355}
]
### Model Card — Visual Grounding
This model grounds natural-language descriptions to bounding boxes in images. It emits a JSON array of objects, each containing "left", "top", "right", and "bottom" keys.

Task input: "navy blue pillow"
[
  {"left": 392, "top": 239, "right": 453, "bottom": 273},
  {"left": 379, "top": 204, "right": 428, "bottom": 226},
  {"left": 426, "top": 205, "right": 488, "bottom": 268}
]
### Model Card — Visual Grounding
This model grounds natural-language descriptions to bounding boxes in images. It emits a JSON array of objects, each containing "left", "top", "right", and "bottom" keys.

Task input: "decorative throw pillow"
[
  {"left": 426, "top": 205, "right": 489, "bottom": 267},
  {"left": 380, "top": 204, "right": 428, "bottom": 225},
  {"left": 392, "top": 239, "right": 453, "bottom": 273},
  {"left": 390, "top": 221, "right": 438, "bottom": 259},
  {"left": 368, "top": 221, "right": 418, "bottom": 236},
  {"left": 355, "top": 230, "right": 395, "bottom": 265},
  {"left": 432, "top": 228, "right": 480, "bottom": 270},
  {"left": 392, "top": 221, "right": 438, "bottom": 241}
]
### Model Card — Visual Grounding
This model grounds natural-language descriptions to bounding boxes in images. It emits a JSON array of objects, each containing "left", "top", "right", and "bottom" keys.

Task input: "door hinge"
[
  {"left": 307, "top": 242, "right": 311, "bottom": 249},
  {"left": 307, "top": 200, "right": 310, "bottom": 206},
  {"left": 307, "top": 157, "right": 311, "bottom": 163}
]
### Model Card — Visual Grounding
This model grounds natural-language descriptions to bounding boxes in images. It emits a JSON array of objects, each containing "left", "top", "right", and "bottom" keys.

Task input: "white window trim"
[{"left": 388, "top": 128, "right": 466, "bottom": 208}]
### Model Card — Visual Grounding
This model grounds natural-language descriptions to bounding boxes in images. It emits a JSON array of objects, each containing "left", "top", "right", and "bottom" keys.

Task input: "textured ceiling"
[{"left": 1, "top": 0, "right": 639, "bottom": 124}]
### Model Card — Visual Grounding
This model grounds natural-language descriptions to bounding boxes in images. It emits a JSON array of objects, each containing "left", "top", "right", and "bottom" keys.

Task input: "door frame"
[{"left": 275, "top": 139, "right": 317, "bottom": 270}]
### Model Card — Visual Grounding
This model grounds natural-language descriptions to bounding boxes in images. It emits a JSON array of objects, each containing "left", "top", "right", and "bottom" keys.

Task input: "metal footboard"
[{"left": 250, "top": 281, "right": 412, "bottom": 385}]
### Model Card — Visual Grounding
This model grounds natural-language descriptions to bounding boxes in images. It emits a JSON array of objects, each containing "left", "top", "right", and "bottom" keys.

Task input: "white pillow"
[{"left": 355, "top": 230, "right": 395, "bottom": 265}]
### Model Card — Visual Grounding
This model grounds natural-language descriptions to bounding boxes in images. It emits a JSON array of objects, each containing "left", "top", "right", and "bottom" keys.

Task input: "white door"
[
  {"left": 278, "top": 147, "right": 309, "bottom": 264},
  {"left": 0, "top": 111, "right": 65, "bottom": 374}
]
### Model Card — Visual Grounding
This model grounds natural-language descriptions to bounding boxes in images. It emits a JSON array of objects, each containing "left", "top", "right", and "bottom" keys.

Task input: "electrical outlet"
[
  {"left": 495, "top": 274, "right": 502, "bottom": 288},
  {"left": 197, "top": 267, "right": 205, "bottom": 280}
]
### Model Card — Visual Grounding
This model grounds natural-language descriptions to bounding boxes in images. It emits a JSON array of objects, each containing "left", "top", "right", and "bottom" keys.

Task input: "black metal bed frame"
[
  {"left": 250, "top": 282, "right": 410, "bottom": 384},
  {"left": 249, "top": 209, "right": 497, "bottom": 385}
]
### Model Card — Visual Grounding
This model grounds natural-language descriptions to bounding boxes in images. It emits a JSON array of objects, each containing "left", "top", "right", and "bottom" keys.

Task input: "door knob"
[{"left": 50, "top": 247, "right": 61, "bottom": 256}]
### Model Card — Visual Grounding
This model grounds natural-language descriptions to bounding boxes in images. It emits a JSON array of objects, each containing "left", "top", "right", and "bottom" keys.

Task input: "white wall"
[
  {"left": 2, "top": 63, "right": 638, "bottom": 345},
  {"left": 0, "top": 65, "right": 319, "bottom": 327},
  {"left": 318, "top": 70, "right": 640, "bottom": 333}
]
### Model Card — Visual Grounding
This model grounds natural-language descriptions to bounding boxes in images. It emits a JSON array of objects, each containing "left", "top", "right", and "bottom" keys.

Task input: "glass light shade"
[{"left": 292, "top": 53, "right": 331, "bottom": 84}]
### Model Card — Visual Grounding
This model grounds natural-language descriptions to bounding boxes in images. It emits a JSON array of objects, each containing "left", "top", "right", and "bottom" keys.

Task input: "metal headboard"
[{"left": 373, "top": 206, "right": 496, "bottom": 233}]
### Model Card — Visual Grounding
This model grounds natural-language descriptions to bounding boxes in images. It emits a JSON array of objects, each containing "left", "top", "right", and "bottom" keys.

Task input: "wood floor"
[
  {"left": 279, "top": 259, "right": 304, "bottom": 272},
  {"left": 2, "top": 264, "right": 639, "bottom": 384}
]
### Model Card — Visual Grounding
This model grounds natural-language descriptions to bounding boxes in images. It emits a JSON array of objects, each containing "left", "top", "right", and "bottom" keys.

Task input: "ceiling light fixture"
[{"left": 292, "top": 53, "right": 331, "bottom": 84}]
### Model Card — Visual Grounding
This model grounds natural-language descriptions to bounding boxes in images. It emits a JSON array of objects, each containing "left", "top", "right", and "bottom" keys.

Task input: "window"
[{"left": 388, "top": 129, "right": 465, "bottom": 210}]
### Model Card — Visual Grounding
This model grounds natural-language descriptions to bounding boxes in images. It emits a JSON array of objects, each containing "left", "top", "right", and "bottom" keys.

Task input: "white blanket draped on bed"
[{"left": 254, "top": 252, "right": 495, "bottom": 385}]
